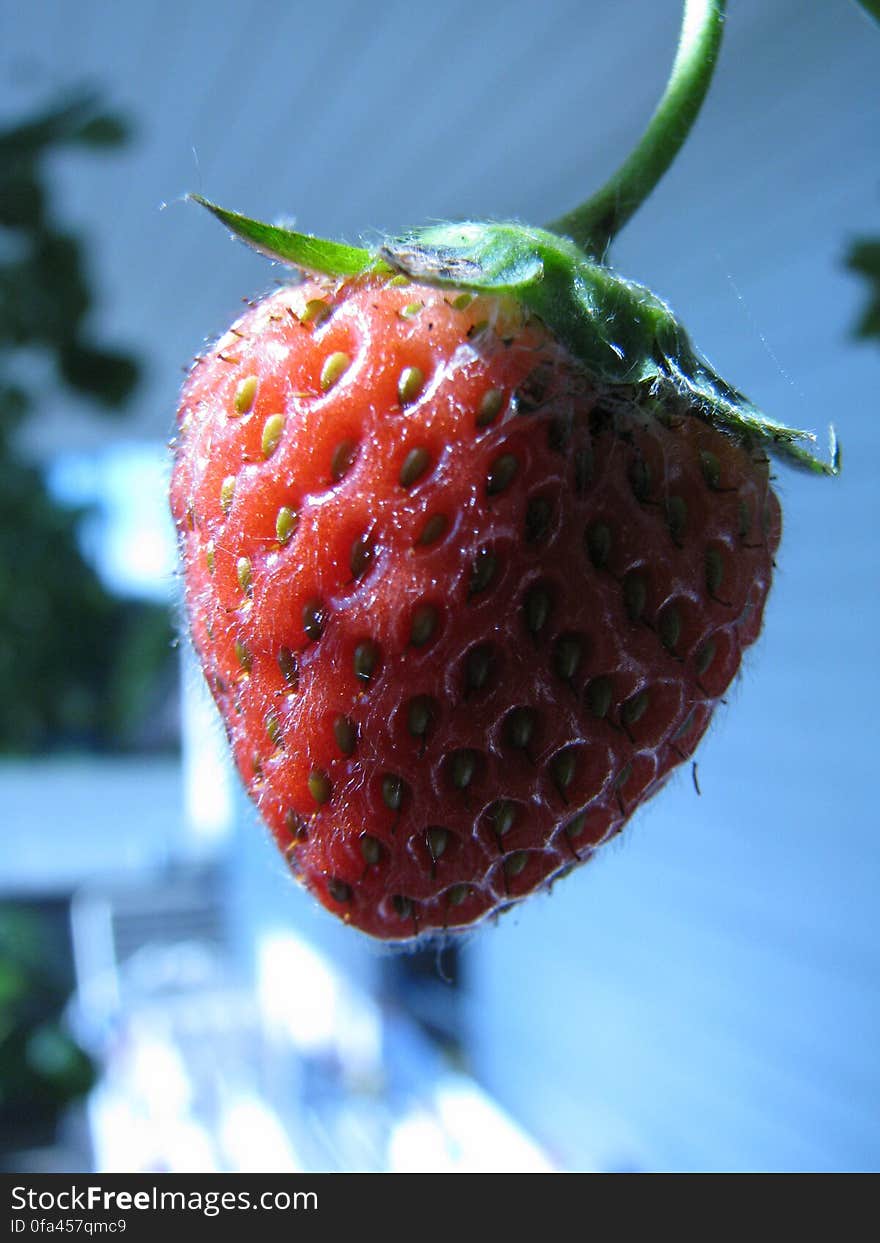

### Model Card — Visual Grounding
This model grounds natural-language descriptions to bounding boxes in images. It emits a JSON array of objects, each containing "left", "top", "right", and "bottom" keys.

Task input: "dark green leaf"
[
  {"left": 0, "top": 91, "right": 127, "bottom": 156},
  {"left": 0, "top": 90, "right": 167, "bottom": 755},
  {"left": 855, "top": 0, "right": 880, "bottom": 25},
  {"left": 846, "top": 236, "right": 880, "bottom": 342},
  {"left": 0, "top": 171, "right": 45, "bottom": 228},
  {"left": 59, "top": 342, "right": 140, "bottom": 407},
  {"left": 70, "top": 114, "right": 131, "bottom": 147}
]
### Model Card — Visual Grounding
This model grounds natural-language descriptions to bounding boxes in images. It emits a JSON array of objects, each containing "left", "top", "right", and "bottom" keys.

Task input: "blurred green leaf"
[
  {"left": 0, "top": 233, "right": 90, "bottom": 348},
  {"left": 72, "top": 114, "right": 131, "bottom": 147},
  {"left": 0, "top": 89, "right": 173, "bottom": 753},
  {"left": 0, "top": 169, "right": 44, "bottom": 227},
  {"left": 855, "top": 0, "right": 880, "bottom": 25},
  {"left": 0, "top": 90, "right": 131, "bottom": 158},
  {"left": 0, "top": 905, "right": 96, "bottom": 1120},
  {"left": 846, "top": 237, "right": 880, "bottom": 342},
  {"left": 59, "top": 342, "right": 140, "bottom": 405}
]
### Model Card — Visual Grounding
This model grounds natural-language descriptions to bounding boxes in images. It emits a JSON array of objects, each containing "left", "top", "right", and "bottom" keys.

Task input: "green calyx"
[
  {"left": 191, "top": 197, "right": 837, "bottom": 476},
  {"left": 382, "top": 222, "right": 838, "bottom": 475},
  {"left": 188, "top": 0, "right": 839, "bottom": 476}
]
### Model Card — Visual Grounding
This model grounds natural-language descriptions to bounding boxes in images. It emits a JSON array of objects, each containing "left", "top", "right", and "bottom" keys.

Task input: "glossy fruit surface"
[{"left": 171, "top": 272, "right": 780, "bottom": 939}]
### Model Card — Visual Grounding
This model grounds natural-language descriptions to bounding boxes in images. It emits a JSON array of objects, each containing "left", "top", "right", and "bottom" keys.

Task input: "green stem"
[{"left": 548, "top": 0, "right": 726, "bottom": 257}]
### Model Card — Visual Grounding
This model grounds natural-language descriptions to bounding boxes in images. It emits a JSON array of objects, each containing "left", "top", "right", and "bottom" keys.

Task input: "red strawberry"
[
  {"left": 171, "top": 5, "right": 837, "bottom": 941},
  {"left": 170, "top": 240, "right": 804, "bottom": 940}
]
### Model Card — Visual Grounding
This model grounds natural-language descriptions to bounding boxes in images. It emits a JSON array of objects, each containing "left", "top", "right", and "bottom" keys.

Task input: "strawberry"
[{"left": 170, "top": 4, "right": 837, "bottom": 941}]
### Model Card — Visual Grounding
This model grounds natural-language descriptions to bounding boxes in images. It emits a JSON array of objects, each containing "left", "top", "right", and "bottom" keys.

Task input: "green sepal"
[
  {"left": 382, "top": 222, "right": 839, "bottom": 477},
  {"left": 189, "top": 195, "right": 374, "bottom": 279},
  {"left": 192, "top": 201, "right": 838, "bottom": 477}
]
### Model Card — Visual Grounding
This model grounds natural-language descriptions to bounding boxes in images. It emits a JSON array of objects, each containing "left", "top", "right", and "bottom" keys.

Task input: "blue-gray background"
[{"left": 3, "top": 0, "right": 878, "bottom": 1171}]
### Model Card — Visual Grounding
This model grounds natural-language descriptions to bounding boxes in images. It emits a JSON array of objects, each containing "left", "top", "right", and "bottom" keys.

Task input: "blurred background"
[{"left": 1, "top": 0, "right": 877, "bottom": 1173}]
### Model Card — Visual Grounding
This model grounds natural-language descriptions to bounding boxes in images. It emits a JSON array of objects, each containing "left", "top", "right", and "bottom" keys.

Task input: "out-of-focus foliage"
[
  {"left": 0, "top": 92, "right": 139, "bottom": 406},
  {"left": 856, "top": 0, "right": 880, "bottom": 28},
  {"left": 0, "top": 904, "right": 95, "bottom": 1146},
  {"left": 846, "top": 236, "right": 880, "bottom": 344},
  {"left": 0, "top": 92, "right": 175, "bottom": 752}
]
